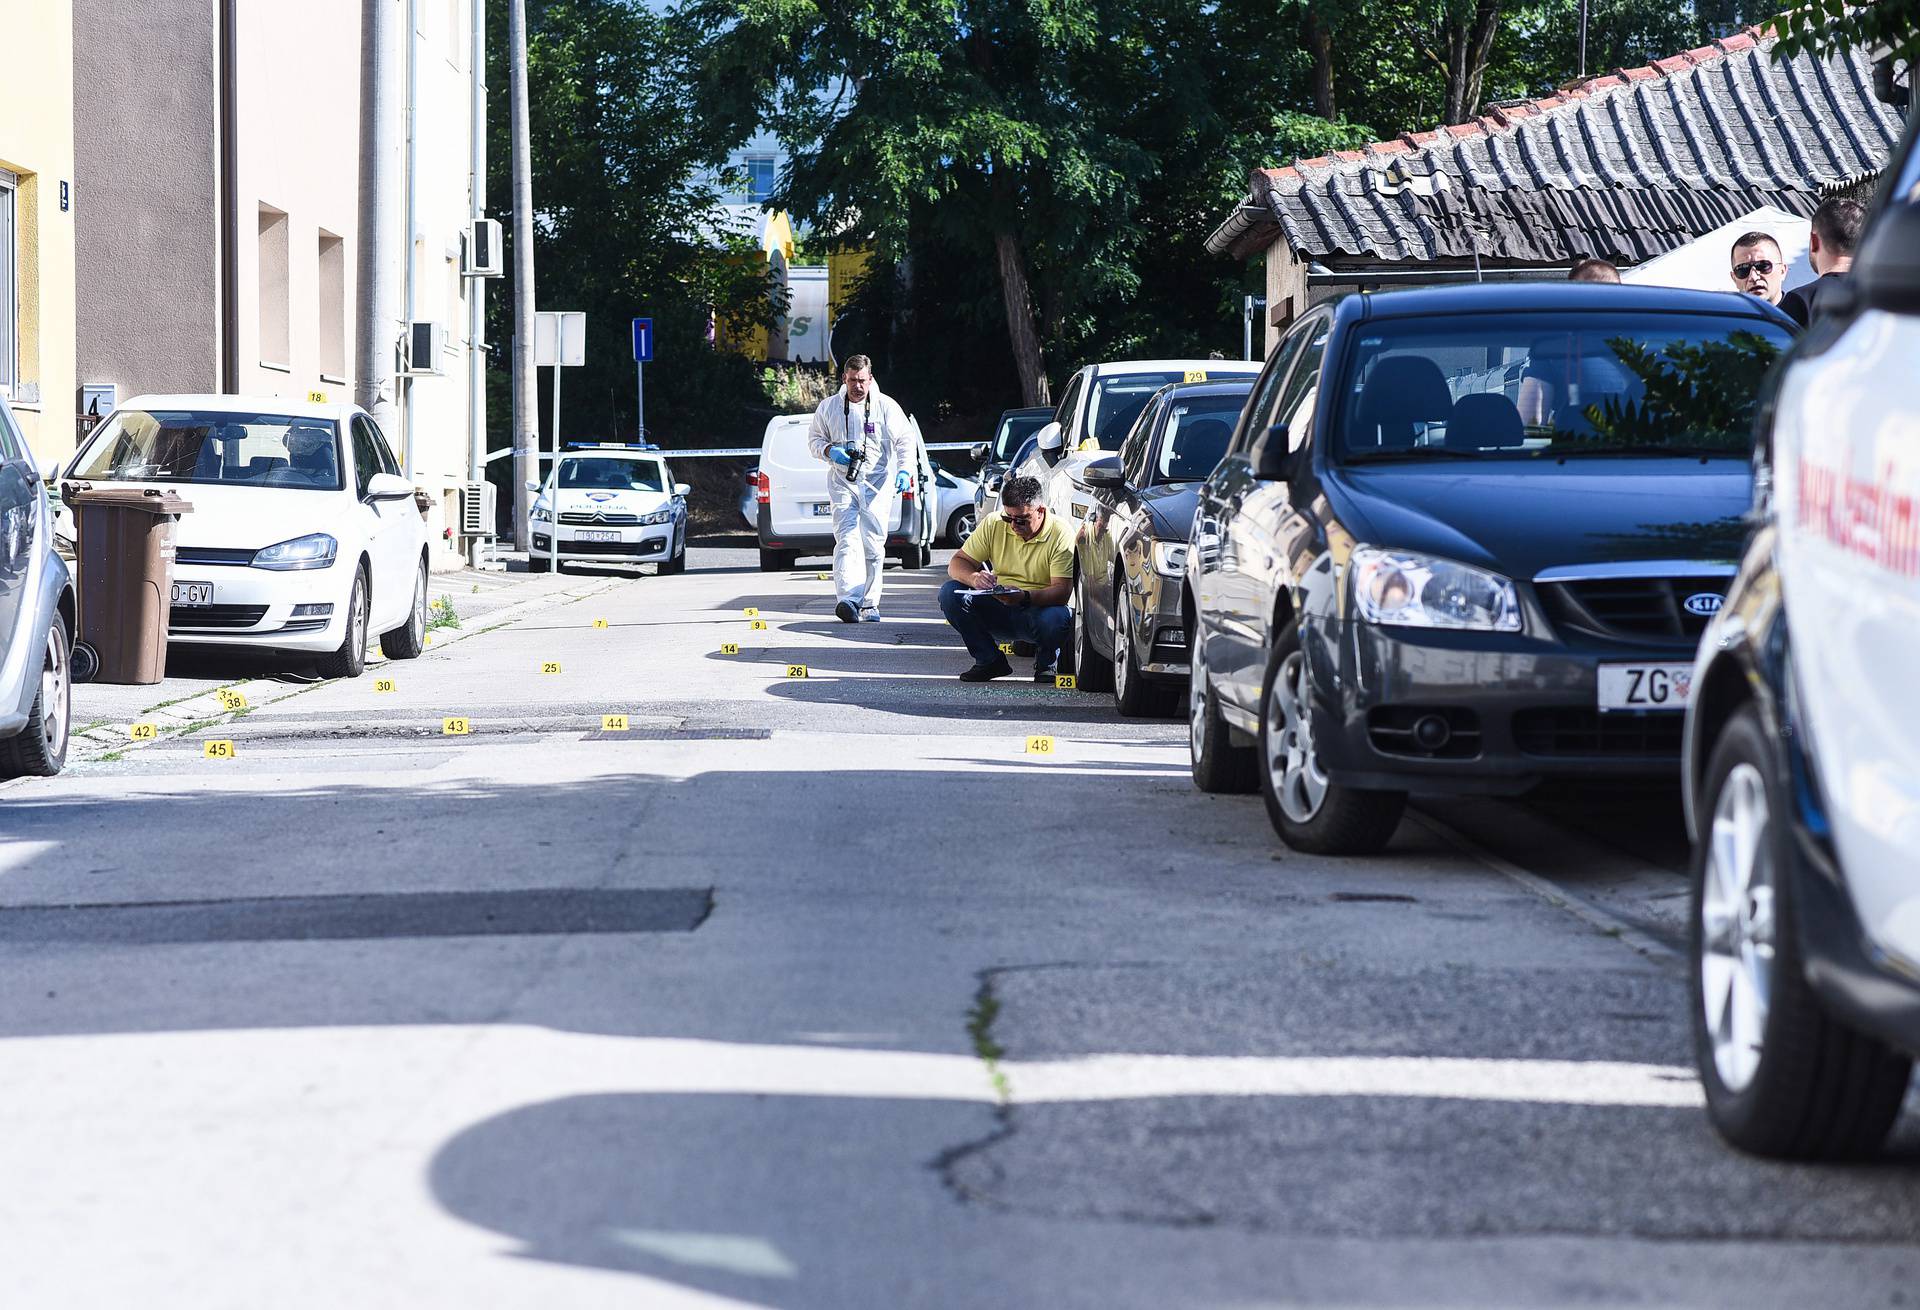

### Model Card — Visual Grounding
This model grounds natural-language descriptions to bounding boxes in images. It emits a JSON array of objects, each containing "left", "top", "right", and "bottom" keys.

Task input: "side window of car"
[
  {"left": 0, "top": 402, "right": 24, "bottom": 464},
  {"left": 1230, "top": 325, "right": 1312, "bottom": 457},
  {"left": 362, "top": 416, "right": 403, "bottom": 476},
  {"left": 1117, "top": 402, "right": 1155, "bottom": 484},
  {"left": 1272, "top": 327, "right": 1329, "bottom": 452},
  {"left": 349, "top": 418, "right": 381, "bottom": 497},
  {"left": 1054, "top": 371, "right": 1085, "bottom": 435}
]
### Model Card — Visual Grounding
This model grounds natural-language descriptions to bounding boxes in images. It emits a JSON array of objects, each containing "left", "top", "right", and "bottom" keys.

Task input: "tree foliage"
[{"left": 1770, "top": 0, "right": 1920, "bottom": 68}]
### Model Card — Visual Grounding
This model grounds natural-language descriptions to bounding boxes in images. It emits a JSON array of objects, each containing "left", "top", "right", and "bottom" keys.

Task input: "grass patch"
[
  {"left": 967, "top": 984, "right": 1011, "bottom": 1105},
  {"left": 428, "top": 596, "right": 461, "bottom": 630}
]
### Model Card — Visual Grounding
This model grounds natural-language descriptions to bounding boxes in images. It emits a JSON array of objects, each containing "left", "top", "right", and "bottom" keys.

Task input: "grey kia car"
[{"left": 0, "top": 392, "right": 75, "bottom": 777}]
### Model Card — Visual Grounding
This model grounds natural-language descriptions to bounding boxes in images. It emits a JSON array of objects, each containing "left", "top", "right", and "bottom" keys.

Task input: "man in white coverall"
[{"left": 808, "top": 354, "right": 915, "bottom": 623}]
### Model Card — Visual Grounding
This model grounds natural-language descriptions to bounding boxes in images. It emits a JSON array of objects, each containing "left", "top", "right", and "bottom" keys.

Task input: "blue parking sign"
[{"left": 631, "top": 317, "right": 654, "bottom": 363}]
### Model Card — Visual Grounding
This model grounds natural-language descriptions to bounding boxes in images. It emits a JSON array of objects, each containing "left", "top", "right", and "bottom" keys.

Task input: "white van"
[{"left": 751, "top": 411, "right": 937, "bottom": 573}]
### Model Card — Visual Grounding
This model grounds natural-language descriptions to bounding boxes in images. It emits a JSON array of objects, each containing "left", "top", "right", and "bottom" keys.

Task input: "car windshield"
[
  {"left": 1334, "top": 313, "right": 1792, "bottom": 463},
  {"left": 1155, "top": 393, "right": 1249, "bottom": 482},
  {"left": 993, "top": 413, "right": 1047, "bottom": 461},
  {"left": 1087, "top": 373, "right": 1200, "bottom": 448},
  {"left": 557, "top": 457, "right": 666, "bottom": 491},
  {"left": 72, "top": 409, "right": 343, "bottom": 490}
]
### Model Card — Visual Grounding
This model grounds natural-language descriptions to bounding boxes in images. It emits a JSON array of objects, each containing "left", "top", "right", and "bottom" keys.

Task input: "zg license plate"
[
  {"left": 811, "top": 502, "right": 833, "bottom": 516},
  {"left": 171, "top": 582, "right": 213, "bottom": 607},
  {"left": 575, "top": 530, "right": 620, "bottom": 543},
  {"left": 1598, "top": 663, "right": 1694, "bottom": 711}
]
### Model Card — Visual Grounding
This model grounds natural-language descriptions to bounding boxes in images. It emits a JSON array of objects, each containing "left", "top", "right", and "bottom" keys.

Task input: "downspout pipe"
[
  {"left": 354, "top": 0, "right": 401, "bottom": 436},
  {"left": 402, "top": 0, "right": 418, "bottom": 480},
  {"left": 218, "top": 0, "right": 238, "bottom": 392}
]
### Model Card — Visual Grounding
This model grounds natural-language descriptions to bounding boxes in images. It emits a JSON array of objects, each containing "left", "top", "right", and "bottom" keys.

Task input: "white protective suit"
[{"left": 807, "top": 384, "right": 915, "bottom": 610}]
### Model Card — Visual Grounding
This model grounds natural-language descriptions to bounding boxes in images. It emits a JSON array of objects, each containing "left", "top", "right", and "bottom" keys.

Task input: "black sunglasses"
[{"left": 1732, "top": 259, "right": 1776, "bottom": 279}]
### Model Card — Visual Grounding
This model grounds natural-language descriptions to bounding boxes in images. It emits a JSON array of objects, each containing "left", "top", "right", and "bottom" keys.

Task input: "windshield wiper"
[
  {"left": 1543, "top": 444, "right": 1742, "bottom": 460},
  {"left": 1341, "top": 447, "right": 1485, "bottom": 464}
]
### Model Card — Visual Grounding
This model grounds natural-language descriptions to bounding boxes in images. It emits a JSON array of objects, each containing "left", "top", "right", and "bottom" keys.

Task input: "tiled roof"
[{"left": 1207, "top": 29, "right": 1906, "bottom": 264}]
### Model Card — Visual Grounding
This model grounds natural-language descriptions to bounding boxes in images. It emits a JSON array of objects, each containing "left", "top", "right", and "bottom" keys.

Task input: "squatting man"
[
  {"left": 808, "top": 355, "right": 914, "bottom": 623},
  {"left": 939, "top": 476, "right": 1075, "bottom": 682}
]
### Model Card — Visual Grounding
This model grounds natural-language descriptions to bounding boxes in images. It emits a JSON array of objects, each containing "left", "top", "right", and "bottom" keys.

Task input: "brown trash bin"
[{"left": 65, "top": 483, "right": 194, "bottom": 685}]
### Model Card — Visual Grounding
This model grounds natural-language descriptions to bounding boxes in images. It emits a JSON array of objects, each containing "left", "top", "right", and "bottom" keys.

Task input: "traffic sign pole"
[{"left": 631, "top": 317, "right": 653, "bottom": 443}]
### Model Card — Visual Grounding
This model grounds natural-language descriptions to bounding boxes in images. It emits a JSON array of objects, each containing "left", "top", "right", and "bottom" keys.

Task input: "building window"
[
  {"left": 0, "top": 172, "right": 15, "bottom": 397},
  {"left": 258, "top": 204, "right": 290, "bottom": 367},
  {"left": 741, "top": 155, "right": 777, "bottom": 205},
  {"left": 318, "top": 230, "right": 346, "bottom": 380}
]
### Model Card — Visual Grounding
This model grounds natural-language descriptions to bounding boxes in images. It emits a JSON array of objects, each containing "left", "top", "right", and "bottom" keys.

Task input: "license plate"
[
  {"left": 171, "top": 582, "right": 213, "bottom": 607},
  {"left": 575, "top": 530, "right": 620, "bottom": 543},
  {"left": 1597, "top": 663, "right": 1694, "bottom": 711},
  {"left": 812, "top": 502, "right": 833, "bottom": 517}
]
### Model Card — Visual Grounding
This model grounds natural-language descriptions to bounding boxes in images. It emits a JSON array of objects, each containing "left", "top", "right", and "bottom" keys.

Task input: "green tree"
[{"left": 1770, "top": 0, "right": 1920, "bottom": 67}]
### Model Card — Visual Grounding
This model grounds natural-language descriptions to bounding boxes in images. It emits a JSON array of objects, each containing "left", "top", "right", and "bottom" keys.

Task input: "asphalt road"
[{"left": 2, "top": 544, "right": 1916, "bottom": 1307}]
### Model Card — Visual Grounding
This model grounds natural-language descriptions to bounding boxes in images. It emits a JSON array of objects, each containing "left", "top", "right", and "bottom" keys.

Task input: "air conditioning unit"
[
  {"left": 403, "top": 321, "right": 446, "bottom": 376},
  {"left": 460, "top": 480, "right": 496, "bottom": 537},
  {"left": 462, "top": 218, "right": 503, "bottom": 277}
]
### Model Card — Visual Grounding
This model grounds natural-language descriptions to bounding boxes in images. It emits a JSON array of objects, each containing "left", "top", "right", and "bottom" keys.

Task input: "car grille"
[
  {"left": 170, "top": 604, "right": 269, "bottom": 630},
  {"left": 1537, "top": 577, "right": 1726, "bottom": 645},
  {"left": 562, "top": 538, "right": 664, "bottom": 556},
  {"left": 559, "top": 510, "right": 641, "bottom": 525},
  {"left": 175, "top": 547, "right": 255, "bottom": 566},
  {"left": 1512, "top": 708, "right": 1684, "bottom": 758}
]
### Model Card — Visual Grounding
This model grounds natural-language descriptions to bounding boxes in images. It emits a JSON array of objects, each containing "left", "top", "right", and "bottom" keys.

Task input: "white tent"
[{"left": 1622, "top": 206, "right": 1820, "bottom": 295}]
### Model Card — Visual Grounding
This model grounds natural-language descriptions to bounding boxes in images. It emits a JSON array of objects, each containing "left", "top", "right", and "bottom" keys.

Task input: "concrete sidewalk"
[{"left": 65, "top": 564, "right": 634, "bottom": 764}]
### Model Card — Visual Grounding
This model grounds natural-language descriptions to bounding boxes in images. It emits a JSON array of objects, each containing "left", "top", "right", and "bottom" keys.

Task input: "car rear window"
[
  {"left": 72, "top": 409, "right": 343, "bottom": 490},
  {"left": 994, "top": 413, "right": 1048, "bottom": 461},
  {"left": 1334, "top": 312, "right": 1793, "bottom": 463}
]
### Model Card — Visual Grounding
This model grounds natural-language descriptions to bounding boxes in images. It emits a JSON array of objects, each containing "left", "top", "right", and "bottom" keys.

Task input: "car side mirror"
[
  {"left": 1854, "top": 202, "right": 1920, "bottom": 314},
  {"left": 366, "top": 472, "right": 416, "bottom": 502},
  {"left": 524, "top": 478, "right": 541, "bottom": 492},
  {"left": 1250, "top": 424, "right": 1299, "bottom": 480},
  {"left": 674, "top": 482, "right": 691, "bottom": 497},
  {"left": 969, "top": 442, "right": 989, "bottom": 462},
  {"left": 1082, "top": 456, "right": 1127, "bottom": 491}
]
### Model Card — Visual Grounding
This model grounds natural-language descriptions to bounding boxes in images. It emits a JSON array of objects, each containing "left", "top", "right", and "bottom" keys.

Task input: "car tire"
[
  {"left": 1071, "top": 576, "right": 1113, "bottom": 692},
  {"left": 1258, "top": 621, "right": 1404, "bottom": 854},
  {"left": 1689, "top": 703, "right": 1912, "bottom": 1159},
  {"left": 528, "top": 553, "right": 552, "bottom": 574},
  {"left": 1113, "top": 581, "right": 1177, "bottom": 717},
  {"left": 380, "top": 558, "right": 428, "bottom": 660},
  {"left": 0, "top": 611, "right": 71, "bottom": 779},
  {"left": 316, "top": 566, "right": 369, "bottom": 680},
  {"left": 947, "top": 508, "right": 976, "bottom": 547},
  {"left": 1188, "top": 621, "right": 1256, "bottom": 794},
  {"left": 758, "top": 548, "right": 793, "bottom": 573},
  {"left": 658, "top": 531, "right": 687, "bottom": 575},
  {"left": 900, "top": 542, "right": 928, "bottom": 570}
]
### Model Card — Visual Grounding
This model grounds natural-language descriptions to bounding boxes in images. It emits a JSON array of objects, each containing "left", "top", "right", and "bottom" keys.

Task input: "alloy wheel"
[
  {"left": 1267, "top": 650, "right": 1328, "bottom": 823},
  {"left": 411, "top": 566, "right": 427, "bottom": 644},
  {"left": 1113, "top": 593, "right": 1132, "bottom": 701},
  {"left": 1188, "top": 634, "right": 1209, "bottom": 760},
  {"left": 350, "top": 578, "right": 368, "bottom": 652},
  {"left": 42, "top": 623, "right": 69, "bottom": 761},
  {"left": 1700, "top": 762, "right": 1776, "bottom": 1093}
]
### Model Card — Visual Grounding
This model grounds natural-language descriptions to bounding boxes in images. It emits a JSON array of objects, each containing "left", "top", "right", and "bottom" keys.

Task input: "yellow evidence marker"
[
  {"left": 1183, "top": 368, "right": 1207, "bottom": 382},
  {"left": 204, "top": 740, "right": 236, "bottom": 759},
  {"left": 1024, "top": 735, "right": 1056, "bottom": 755},
  {"left": 601, "top": 714, "right": 630, "bottom": 732},
  {"left": 743, "top": 607, "right": 760, "bottom": 618},
  {"left": 998, "top": 642, "right": 1015, "bottom": 654},
  {"left": 129, "top": 722, "right": 158, "bottom": 741},
  {"left": 541, "top": 661, "right": 562, "bottom": 674},
  {"left": 1055, "top": 674, "right": 1077, "bottom": 690},
  {"left": 785, "top": 665, "right": 809, "bottom": 679},
  {"left": 720, "top": 642, "right": 740, "bottom": 655},
  {"left": 374, "top": 678, "right": 396, "bottom": 693},
  {"left": 217, "top": 689, "right": 247, "bottom": 710},
  {"left": 749, "top": 620, "right": 768, "bottom": 631},
  {"left": 816, "top": 572, "right": 831, "bottom": 580},
  {"left": 592, "top": 618, "right": 609, "bottom": 630},
  {"left": 442, "top": 717, "right": 471, "bottom": 736}
]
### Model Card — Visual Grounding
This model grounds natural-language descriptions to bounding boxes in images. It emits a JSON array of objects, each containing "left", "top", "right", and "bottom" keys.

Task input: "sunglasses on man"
[{"left": 1732, "top": 259, "right": 1776, "bottom": 279}]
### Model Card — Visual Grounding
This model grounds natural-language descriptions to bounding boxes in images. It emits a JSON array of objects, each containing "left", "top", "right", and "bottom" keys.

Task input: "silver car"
[{"left": 0, "top": 393, "right": 75, "bottom": 777}]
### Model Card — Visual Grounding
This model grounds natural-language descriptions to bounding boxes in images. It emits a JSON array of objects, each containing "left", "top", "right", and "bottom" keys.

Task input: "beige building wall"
[
  {"left": 232, "top": 4, "right": 364, "bottom": 405},
  {"left": 0, "top": 0, "right": 77, "bottom": 462}
]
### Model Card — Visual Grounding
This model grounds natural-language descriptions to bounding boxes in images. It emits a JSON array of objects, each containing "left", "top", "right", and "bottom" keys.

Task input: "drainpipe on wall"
[
  {"left": 218, "top": 0, "right": 238, "bottom": 392},
  {"left": 467, "top": 0, "right": 487, "bottom": 565},
  {"left": 354, "top": 0, "right": 401, "bottom": 438}
]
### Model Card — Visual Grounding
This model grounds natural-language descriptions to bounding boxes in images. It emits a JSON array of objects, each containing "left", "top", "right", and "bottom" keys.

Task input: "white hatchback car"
[
  {"left": 63, "top": 395, "right": 429, "bottom": 679},
  {"left": 527, "top": 444, "right": 690, "bottom": 574}
]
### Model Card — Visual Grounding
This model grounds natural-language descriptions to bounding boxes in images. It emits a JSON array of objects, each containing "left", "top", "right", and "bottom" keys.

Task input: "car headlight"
[
  {"left": 1151, "top": 540, "right": 1188, "bottom": 577},
  {"left": 530, "top": 503, "right": 551, "bottom": 523},
  {"left": 638, "top": 508, "right": 675, "bottom": 526},
  {"left": 252, "top": 533, "right": 337, "bottom": 571},
  {"left": 1351, "top": 546, "right": 1520, "bottom": 632}
]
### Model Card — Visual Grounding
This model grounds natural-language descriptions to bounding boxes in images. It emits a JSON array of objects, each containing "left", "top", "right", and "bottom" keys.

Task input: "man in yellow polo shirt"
[{"left": 940, "top": 476, "right": 1076, "bottom": 682}]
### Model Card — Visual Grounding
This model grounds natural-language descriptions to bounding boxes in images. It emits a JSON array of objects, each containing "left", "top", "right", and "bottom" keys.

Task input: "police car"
[
  {"left": 528, "top": 443, "right": 690, "bottom": 573},
  {"left": 1680, "top": 116, "right": 1920, "bottom": 1160}
]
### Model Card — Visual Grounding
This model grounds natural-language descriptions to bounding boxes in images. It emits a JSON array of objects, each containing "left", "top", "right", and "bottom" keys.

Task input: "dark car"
[
  {"left": 1186, "top": 283, "right": 1796, "bottom": 855},
  {"left": 970, "top": 406, "right": 1052, "bottom": 519},
  {"left": 1679, "top": 117, "right": 1920, "bottom": 1160},
  {"left": 1071, "top": 379, "right": 1254, "bottom": 716}
]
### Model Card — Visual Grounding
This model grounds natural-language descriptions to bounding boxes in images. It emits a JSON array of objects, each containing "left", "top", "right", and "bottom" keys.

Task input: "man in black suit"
[{"left": 1780, "top": 198, "right": 1866, "bottom": 329}]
